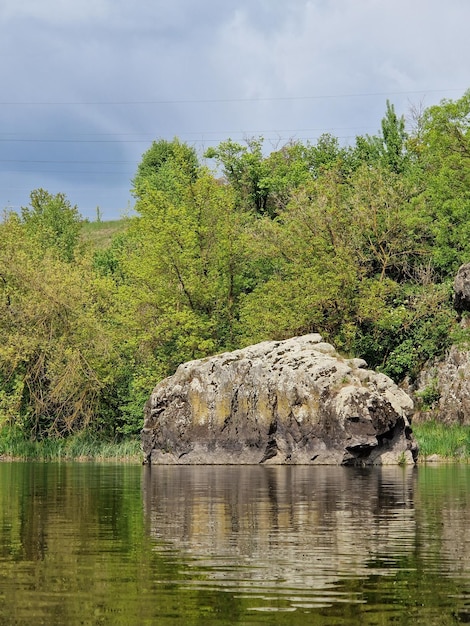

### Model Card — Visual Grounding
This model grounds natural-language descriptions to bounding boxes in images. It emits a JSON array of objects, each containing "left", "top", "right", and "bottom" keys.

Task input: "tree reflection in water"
[{"left": 0, "top": 463, "right": 469, "bottom": 625}]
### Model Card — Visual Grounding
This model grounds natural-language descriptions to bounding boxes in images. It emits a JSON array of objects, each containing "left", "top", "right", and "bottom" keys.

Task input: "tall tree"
[
  {"left": 416, "top": 89, "right": 470, "bottom": 274},
  {"left": 380, "top": 100, "right": 408, "bottom": 173},
  {"left": 349, "top": 164, "right": 430, "bottom": 281},
  {"left": 132, "top": 138, "right": 199, "bottom": 203},
  {"left": 21, "top": 189, "right": 82, "bottom": 262},
  {"left": 352, "top": 101, "right": 408, "bottom": 174},
  {"left": 119, "top": 168, "right": 253, "bottom": 378},
  {"left": 238, "top": 166, "right": 362, "bottom": 347},
  {"left": 205, "top": 138, "right": 273, "bottom": 215},
  {"left": 0, "top": 212, "right": 120, "bottom": 436},
  {"left": 205, "top": 135, "right": 351, "bottom": 218}
]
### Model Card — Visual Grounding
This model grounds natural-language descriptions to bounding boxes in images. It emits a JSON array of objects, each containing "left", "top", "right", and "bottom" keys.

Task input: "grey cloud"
[{"left": 1, "top": 0, "right": 469, "bottom": 219}]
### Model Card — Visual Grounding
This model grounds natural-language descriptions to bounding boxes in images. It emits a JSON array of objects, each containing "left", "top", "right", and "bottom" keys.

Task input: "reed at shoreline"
[
  {"left": 413, "top": 421, "right": 470, "bottom": 461},
  {"left": 0, "top": 427, "right": 142, "bottom": 462}
]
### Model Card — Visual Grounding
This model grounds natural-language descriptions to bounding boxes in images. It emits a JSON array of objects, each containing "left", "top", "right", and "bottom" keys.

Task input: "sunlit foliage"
[{"left": 3, "top": 92, "right": 470, "bottom": 441}]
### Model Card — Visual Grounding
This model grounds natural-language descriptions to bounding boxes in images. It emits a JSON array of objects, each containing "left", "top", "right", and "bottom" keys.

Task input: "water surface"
[{"left": 0, "top": 462, "right": 469, "bottom": 625}]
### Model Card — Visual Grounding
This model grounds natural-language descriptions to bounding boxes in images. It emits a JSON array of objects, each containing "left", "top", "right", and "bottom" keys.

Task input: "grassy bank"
[
  {"left": 0, "top": 428, "right": 142, "bottom": 463},
  {"left": 413, "top": 421, "right": 470, "bottom": 461}
]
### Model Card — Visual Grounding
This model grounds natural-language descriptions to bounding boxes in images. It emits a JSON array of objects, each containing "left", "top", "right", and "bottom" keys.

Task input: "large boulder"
[{"left": 142, "top": 334, "right": 417, "bottom": 466}]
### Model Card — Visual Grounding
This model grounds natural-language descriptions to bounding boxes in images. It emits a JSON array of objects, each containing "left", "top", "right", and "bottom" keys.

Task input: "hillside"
[{"left": 80, "top": 218, "right": 130, "bottom": 250}]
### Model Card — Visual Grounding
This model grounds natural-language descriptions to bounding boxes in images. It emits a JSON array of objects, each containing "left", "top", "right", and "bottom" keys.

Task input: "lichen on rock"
[{"left": 142, "top": 334, "right": 418, "bottom": 466}]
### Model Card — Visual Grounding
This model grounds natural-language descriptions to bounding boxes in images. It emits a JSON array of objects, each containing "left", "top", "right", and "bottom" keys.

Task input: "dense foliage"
[{"left": 2, "top": 92, "right": 470, "bottom": 440}]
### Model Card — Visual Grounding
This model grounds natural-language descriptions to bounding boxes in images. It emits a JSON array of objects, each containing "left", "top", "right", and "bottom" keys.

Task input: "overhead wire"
[
  {"left": 0, "top": 85, "right": 464, "bottom": 209},
  {"left": 0, "top": 86, "right": 464, "bottom": 106}
]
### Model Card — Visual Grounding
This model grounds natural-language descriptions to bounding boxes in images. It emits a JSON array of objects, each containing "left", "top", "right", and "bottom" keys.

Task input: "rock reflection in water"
[{"left": 143, "top": 466, "right": 417, "bottom": 603}]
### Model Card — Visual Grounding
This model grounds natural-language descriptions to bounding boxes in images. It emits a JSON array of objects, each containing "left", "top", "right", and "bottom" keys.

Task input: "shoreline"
[
  {"left": 1, "top": 421, "right": 468, "bottom": 464},
  {"left": 0, "top": 453, "right": 467, "bottom": 465}
]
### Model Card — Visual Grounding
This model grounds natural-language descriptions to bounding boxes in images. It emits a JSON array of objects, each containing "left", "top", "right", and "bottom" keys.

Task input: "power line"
[
  {"left": 0, "top": 133, "right": 363, "bottom": 146},
  {"left": 0, "top": 87, "right": 464, "bottom": 106},
  {"left": 0, "top": 185, "right": 132, "bottom": 192},
  {"left": 0, "top": 159, "right": 134, "bottom": 164},
  {"left": 0, "top": 170, "right": 133, "bottom": 175},
  {"left": 0, "top": 138, "right": 157, "bottom": 144},
  {"left": 0, "top": 125, "right": 375, "bottom": 139}
]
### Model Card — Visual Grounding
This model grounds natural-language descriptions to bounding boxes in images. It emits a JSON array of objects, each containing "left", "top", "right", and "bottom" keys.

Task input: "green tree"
[
  {"left": 205, "top": 137, "right": 273, "bottom": 215},
  {"left": 416, "top": 89, "right": 470, "bottom": 274},
  {"left": 349, "top": 164, "right": 430, "bottom": 281},
  {"left": 351, "top": 275, "right": 454, "bottom": 378},
  {"left": 205, "top": 135, "right": 352, "bottom": 218},
  {"left": 21, "top": 189, "right": 82, "bottom": 262},
  {"left": 118, "top": 168, "right": 253, "bottom": 381},
  {"left": 260, "top": 141, "right": 312, "bottom": 213},
  {"left": 260, "top": 135, "right": 351, "bottom": 214},
  {"left": 132, "top": 137, "right": 199, "bottom": 202},
  {"left": 352, "top": 101, "right": 408, "bottom": 174},
  {"left": 380, "top": 100, "right": 408, "bottom": 173},
  {"left": 0, "top": 212, "right": 122, "bottom": 437},
  {"left": 238, "top": 166, "right": 362, "bottom": 348}
]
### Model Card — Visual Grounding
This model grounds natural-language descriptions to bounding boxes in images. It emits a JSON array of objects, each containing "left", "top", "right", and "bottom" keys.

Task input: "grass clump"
[
  {"left": 415, "top": 376, "right": 441, "bottom": 411},
  {"left": 0, "top": 426, "right": 142, "bottom": 462},
  {"left": 413, "top": 421, "right": 470, "bottom": 460}
]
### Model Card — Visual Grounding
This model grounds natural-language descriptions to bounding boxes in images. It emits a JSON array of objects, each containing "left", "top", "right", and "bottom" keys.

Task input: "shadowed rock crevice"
[{"left": 142, "top": 334, "right": 417, "bottom": 465}]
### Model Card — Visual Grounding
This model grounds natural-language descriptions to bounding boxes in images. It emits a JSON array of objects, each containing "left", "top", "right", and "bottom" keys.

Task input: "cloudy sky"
[{"left": 0, "top": 0, "right": 469, "bottom": 220}]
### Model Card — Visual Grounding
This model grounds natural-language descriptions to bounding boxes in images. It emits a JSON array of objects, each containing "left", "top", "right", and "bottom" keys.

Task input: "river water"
[{"left": 0, "top": 462, "right": 469, "bottom": 625}]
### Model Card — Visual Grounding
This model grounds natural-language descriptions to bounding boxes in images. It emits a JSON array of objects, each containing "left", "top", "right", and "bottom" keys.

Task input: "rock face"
[
  {"left": 413, "top": 346, "right": 470, "bottom": 425},
  {"left": 454, "top": 262, "right": 470, "bottom": 314},
  {"left": 409, "top": 262, "right": 470, "bottom": 425},
  {"left": 142, "top": 334, "right": 417, "bottom": 466}
]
